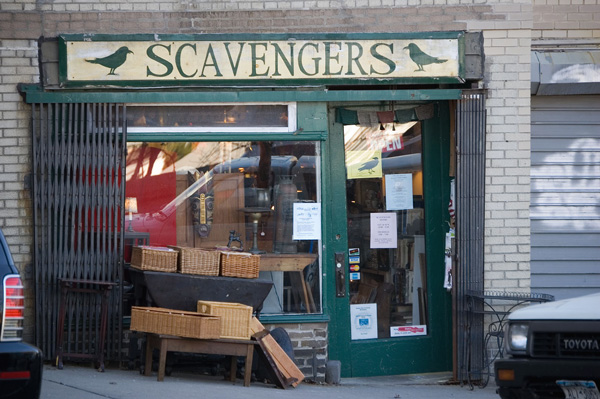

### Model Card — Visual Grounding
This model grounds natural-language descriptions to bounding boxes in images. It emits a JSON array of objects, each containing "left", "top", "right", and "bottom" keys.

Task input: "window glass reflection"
[
  {"left": 345, "top": 122, "right": 427, "bottom": 339},
  {"left": 124, "top": 141, "right": 321, "bottom": 315},
  {"left": 127, "top": 105, "right": 290, "bottom": 129}
]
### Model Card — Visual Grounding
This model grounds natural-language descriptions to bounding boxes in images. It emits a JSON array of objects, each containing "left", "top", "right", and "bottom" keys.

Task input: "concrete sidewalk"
[{"left": 40, "top": 363, "right": 500, "bottom": 399}]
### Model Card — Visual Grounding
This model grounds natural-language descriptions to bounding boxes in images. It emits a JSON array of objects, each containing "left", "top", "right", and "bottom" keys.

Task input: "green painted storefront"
[{"left": 21, "top": 31, "right": 479, "bottom": 378}]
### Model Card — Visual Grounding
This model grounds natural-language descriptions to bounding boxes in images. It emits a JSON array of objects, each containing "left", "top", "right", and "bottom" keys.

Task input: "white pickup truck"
[{"left": 495, "top": 292, "right": 600, "bottom": 399}]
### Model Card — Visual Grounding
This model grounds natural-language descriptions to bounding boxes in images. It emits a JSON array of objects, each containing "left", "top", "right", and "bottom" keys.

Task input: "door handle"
[{"left": 335, "top": 251, "right": 345, "bottom": 297}]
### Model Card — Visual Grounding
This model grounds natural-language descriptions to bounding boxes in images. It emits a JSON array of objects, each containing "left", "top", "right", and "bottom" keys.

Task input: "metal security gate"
[
  {"left": 31, "top": 103, "right": 127, "bottom": 363},
  {"left": 454, "top": 91, "right": 486, "bottom": 382}
]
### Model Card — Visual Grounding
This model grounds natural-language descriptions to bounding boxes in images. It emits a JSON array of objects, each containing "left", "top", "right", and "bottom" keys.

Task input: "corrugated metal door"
[
  {"left": 31, "top": 103, "right": 127, "bottom": 362},
  {"left": 531, "top": 95, "right": 600, "bottom": 300}
]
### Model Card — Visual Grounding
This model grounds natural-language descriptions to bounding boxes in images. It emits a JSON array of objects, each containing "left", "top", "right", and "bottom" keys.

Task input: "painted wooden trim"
[{"left": 19, "top": 84, "right": 462, "bottom": 104}]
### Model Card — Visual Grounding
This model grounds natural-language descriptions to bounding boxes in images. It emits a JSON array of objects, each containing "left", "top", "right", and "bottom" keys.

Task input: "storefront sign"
[{"left": 59, "top": 33, "right": 464, "bottom": 86}]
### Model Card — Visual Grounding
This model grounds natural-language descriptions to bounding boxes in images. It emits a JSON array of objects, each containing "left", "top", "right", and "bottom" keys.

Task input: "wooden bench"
[{"left": 144, "top": 333, "right": 258, "bottom": 387}]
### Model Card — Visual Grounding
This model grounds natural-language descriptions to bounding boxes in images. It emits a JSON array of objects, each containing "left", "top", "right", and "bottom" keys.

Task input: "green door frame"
[{"left": 325, "top": 102, "right": 454, "bottom": 377}]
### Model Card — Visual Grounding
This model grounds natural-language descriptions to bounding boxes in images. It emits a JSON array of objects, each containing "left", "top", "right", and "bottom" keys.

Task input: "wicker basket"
[
  {"left": 220, "top": 251, "right": 260, "bottom": 279},
  {"left": 169, "top": 246, "right": 220, "bottom": 276},
  {"left": 130, "top": 306, "right": 220, "bottom": 339},
  {"left": 197, "top": 301, "right": 253, "bottom": 340},
  {"left": 130, "top": 246, "right": 178, "bottom": 273}
]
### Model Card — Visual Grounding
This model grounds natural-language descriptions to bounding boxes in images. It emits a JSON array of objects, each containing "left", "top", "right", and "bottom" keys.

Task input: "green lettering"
[
  {"left": 224, "top": 42, "right": 245, "bottom": 75},
  {"left": 324, "top": 42, "right": 343, "bottom": 76},
  {"left": 146, "top": 44, "right": 173, "bottom": 77},
  {"left": 298, "top": 43, "right": 321, "bottom": 77},
  {"left": 272, "top": 43, "right": 295, "bottom": 77},
  {"left": 200, "top": 44, "right": 223, "bottom": 77},
  {"left": 345, "top": 42, "right": 367, "bottom": 76},
  {"left": 249, "top": 43, "right": 269, "bottom": 77},
  {"left": 175, "top": 43, "right": 198, "bottom": 78},
  {"left": 370, "top": 43, "right": 395, "bottom": 75}
]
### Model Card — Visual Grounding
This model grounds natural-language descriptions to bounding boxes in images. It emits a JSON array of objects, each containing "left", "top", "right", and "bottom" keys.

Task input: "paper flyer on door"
[
  {"left": 370, "top": 212, "right": 398, "bottom": 248},
  {"left": 350, "top": 303, "right": 377, "bottom": 340}
]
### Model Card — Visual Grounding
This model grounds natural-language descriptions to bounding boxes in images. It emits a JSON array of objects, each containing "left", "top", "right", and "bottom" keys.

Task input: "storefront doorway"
[{"left": 325, "top": 103, "right": 453, "bottom": 377}]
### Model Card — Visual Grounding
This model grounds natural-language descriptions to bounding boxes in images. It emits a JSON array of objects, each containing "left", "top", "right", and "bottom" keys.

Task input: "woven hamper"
[
  {"left": 130, "top": 306, "right": 220, "bottom": 339},
  {"left": 168, "top": 246, "right": 220, "bottom": 276},
  {"left": 220, "top": 251, "right": 260, "bottom": 279},
  {"left": 197, "top": 301, "right": 253, "bottom": 340},
  {"left": 130, "top": 246, "right": 178, "bottom": 273}
]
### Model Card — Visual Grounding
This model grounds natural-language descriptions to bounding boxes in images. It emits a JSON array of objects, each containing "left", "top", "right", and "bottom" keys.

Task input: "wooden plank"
[
  {"left": 254, "top": 331, "right": 293, "bottom": 389},
  {"left": 250, "top": 317, "right": 304, "bottom": 387}
]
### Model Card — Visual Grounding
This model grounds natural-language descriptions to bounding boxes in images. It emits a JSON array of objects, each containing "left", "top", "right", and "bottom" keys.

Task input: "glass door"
[
  {"left": 326, "top": 103, "right": 453, "bottom": 377},
  {"left": 345, "top": 122, "right": 427, "bottom": 340}
]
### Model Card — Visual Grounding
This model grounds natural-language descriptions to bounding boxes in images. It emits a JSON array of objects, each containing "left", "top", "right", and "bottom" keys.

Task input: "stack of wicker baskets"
[{"left": 130, "top": 246, "right": 260, "bottom": 279}]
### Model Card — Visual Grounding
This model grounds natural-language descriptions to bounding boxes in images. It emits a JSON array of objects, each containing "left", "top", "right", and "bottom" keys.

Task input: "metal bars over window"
[{"left": 31, "top": 102, "right": 127, "bottom": 363}]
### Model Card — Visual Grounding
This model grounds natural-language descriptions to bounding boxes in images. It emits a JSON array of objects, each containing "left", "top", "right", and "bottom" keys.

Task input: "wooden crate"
[
  {"left": 130, "top": 246, "right": 178, "bottom": 273},
  {"left": 220, "top": 251, "right": 260, "bottom": 279},
  {"left": 169, "top": 246, "right": 220, "bottom": 276},
  {"left": 130, "top": 306, "right": 220, "bottom": 340},
  {"left": 197, "top": 301, "right": 253, "bottom": 340}
]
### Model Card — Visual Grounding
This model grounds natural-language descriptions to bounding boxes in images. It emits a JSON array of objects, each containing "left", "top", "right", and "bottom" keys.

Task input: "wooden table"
[
  {"left": 259, "top": 253, "right": 318, "bottom": 313},
  {"left": 144, "top": 333, "right": 258, "bottom": 386},
  {"left": 259, "top": 253, "right": 317, "bottom": 272},
  {"left": 124, "top": 231, "right": 150, "bottom": 246}
]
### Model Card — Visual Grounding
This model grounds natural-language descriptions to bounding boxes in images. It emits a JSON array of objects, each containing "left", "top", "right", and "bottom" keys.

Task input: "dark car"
[{"left": 0, "top": 228, "right": 43, "bottom": 399}]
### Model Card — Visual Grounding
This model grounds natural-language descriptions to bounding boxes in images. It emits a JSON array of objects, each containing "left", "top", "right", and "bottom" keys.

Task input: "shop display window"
[
  {"left": 127, "top": 104, "right": 296, "bottom": 133},
  {"left": 124, "top": 139, "right": 321, "bottom": 315}
]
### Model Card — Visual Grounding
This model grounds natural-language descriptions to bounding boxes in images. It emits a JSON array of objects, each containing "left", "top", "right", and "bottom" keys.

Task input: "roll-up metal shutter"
[{"left": 531, "top": 95, "right": 600, "bottom": 300}]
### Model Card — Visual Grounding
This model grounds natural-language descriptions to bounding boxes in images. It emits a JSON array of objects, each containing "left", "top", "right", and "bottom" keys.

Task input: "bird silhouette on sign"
[
  {"left": 403, "top": 43, "right": 447, "bottom": 72},
  {"left": 358, "top": 157, "right": 380, "bottom": 174},
  {"left": 85, "top": 46, "right": 134, "bottom": 75}
]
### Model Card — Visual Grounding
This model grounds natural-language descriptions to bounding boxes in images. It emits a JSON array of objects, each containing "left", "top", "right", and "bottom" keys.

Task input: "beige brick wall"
[
  {"left": 533, "top": 0, "right": 600, "bottom": 41},
  {"left": 0, "top": 0, "right": 534, "bottom": 352},
  {"left": 0, "top": 0, "right": 525, "bottom": 12},
  {"left": 462, "top": 3, "right": 533, "bottom": 292},
  {"left": 267, "top": 322, "right": 328, "bottom": 382},
  {"left": 0, "top": 38, "right": 38, "bottom": 342}
]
